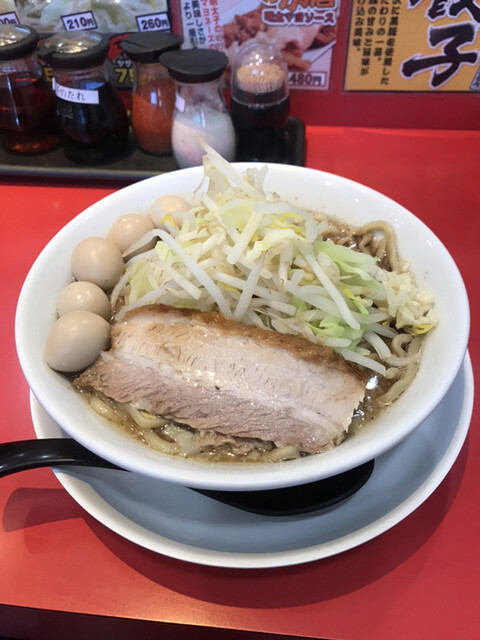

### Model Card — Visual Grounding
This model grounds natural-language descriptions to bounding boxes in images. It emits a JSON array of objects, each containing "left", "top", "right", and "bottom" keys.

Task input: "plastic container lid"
[
  {"left": 120, "top": 32, "right": 182, "bottom": 63},
  {"left": 160, "top": 48, "right": 228, "bottom": 83},
  {"left": 37, "top": 31, "right": 110, "bottom": 69},
  {"left": 231, "top": 40, "right": 288, "bottom": 104},
  {"left": 0, "top": 24, "right": 38, "bottom": 61}
]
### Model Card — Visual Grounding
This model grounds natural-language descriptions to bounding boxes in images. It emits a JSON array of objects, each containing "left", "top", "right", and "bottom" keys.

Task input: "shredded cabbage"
[{"left": 118, "top": 145, "right": 437, "bottom": 375}]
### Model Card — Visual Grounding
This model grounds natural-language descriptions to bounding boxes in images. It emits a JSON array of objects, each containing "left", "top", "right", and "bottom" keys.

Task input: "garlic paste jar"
[{"left": 160, "top": 48, "right": 236, "bottom": 169}]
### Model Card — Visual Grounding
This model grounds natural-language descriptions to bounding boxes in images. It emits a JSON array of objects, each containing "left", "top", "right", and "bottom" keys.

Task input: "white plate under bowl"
[
  {"left": 31, "top": 354, "right": 473, "bottom": 569},
  {"left": 16, "top": 163, "right": 470, "bottom": 491}
]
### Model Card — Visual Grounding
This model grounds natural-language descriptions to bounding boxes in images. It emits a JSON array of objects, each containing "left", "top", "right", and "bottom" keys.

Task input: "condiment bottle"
[
  {"left": 230, "top": 41, "right": 290, "bottom": 162},
  {"left": 160, "top": 48, "right": 236, "bottom": 169},
  {"left": 0, "top": 24, "right": 59, "bottom": 154},
  {"left": 120, "top": 32, "right": 182, "bottom": 156},
  {"left": 38, "top": 31, "right": 129, "bottom": 165}
]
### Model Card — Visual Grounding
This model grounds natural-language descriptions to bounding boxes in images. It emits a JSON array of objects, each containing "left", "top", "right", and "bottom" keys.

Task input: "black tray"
[{"left": 0, "top": 116, "right": 305, "bottom": 183}]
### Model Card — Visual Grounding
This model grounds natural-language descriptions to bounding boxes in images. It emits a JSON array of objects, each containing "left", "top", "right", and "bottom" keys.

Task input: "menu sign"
[
  {"left": 179, "top": 0, "right": 341, "bottom": 90},
  {"left": 0, "top": 0, "right": 169, "bottom": 32},
  {"left": 344, "top": 0, "right": 480, "bottom": 91}
]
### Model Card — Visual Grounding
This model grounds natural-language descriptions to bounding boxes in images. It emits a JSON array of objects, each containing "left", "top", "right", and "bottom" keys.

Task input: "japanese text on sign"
[
  {"left": 62, "top": 11, "right": 98, "bottom": 31},
  {"left": 345, "top": 0, "right": 480, "bottom": 91},
  {"left": 181, "top": 0, "right": 224, "bottom": 50},
  {"left": 180, "top": 0, "right": 341, "bottom": 91},
  {"left": 136, "top": 12, "right": 171, "bottom": 32},
  {"left": 2, "top": 0, "right": 169, "bottom": 32},
  {"left": 261, "top": 0, "right": 337, "bottom": 26},
  {"left": 0, "top": 12, "right": 18, "bottom": 24}
]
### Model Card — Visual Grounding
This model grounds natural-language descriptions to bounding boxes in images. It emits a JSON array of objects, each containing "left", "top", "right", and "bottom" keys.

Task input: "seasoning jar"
[
  {"left": 0, "top": 24, "right": 59, "bottom": 154},
  {"left": 230, "top": 41, "right": 290, "bottom": 162},
  {"left": 120, "top": 32, "right": 182, "bottom": 156},
  {"left": 38, "top": 31, "right": 129, "bottom": 165},
  {"left": 160, "top": 48, "right": 236, "bottom": 168}
]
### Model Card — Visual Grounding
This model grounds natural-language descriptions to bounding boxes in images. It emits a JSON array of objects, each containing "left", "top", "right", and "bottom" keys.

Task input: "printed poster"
[
  {"left": 179, "top": 0, "right": 341, "bottom": 90},
  {"left": 345, "top": 0, "right": 480, "bottom": 91}
]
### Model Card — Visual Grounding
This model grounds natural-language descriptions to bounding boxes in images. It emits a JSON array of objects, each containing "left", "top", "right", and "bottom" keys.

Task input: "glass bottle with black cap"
[
  {"left": 120, "top": 32, "right": 182, "bottom": 156},
  {"left": 38, "top": 31, "right": 129, "bottom": 165},
  {"left": 0, "top": 24, "right": 59, "bottom": 154},
  {"left": 230, "top": 40, "right": 290, "bottom": 162},
  {"left": 160, "top": 48, "right": 236, "bottom": 168}
]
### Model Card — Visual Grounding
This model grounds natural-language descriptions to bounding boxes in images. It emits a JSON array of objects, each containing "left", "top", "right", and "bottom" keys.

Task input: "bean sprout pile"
[{"left": 109, "top": 142, "right": 437, "bottom": 405}]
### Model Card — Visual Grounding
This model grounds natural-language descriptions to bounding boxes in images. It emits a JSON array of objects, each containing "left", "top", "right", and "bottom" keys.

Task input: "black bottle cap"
[
  {"left": 0, "top": 24, "right": 38, "bottom": 61},
  {"left": 120, "top": 32, "right": 182, "bottom": 63},
  {"left": 160, "top": 48, "right": 228, "bottom": 83},
  {"left": 37, "top": 31, "right": 110, "bottom": 69}
]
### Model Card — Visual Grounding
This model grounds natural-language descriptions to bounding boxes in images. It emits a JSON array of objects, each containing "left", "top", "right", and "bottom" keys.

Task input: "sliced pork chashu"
[{"left": 74, "top": 304, "right": 368, "bottom": 454}]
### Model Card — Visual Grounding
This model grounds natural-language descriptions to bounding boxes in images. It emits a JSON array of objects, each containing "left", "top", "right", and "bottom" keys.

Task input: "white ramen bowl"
[{"left": 15, "top": 164, "right": 470, "bottom": 491}]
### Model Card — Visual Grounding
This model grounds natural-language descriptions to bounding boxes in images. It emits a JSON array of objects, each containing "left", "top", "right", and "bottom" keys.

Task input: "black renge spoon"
[{"left": 0, "top": 438, "right": 374, "bottom": 516}]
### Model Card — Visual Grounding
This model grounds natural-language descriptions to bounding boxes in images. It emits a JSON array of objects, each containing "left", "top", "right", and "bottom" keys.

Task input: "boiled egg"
[
  {"left": 45, "top": 310, "right": 110, "bottom": 373},
  {"left": 149, "top": 195, "right": 191, "bottom": 228},
  {"left": 56, "top": 281, "right": 111, "bottom": 320},
  {"left": 71, "top": 237, "right": 124, "bottom": 291},
  {"left": 108, "top": 213, "right": 154, "bottom": 254}
]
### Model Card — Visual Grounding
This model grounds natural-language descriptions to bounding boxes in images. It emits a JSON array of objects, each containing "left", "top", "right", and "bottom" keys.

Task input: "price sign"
[
  {"left": 136, "top": 12, "right": 171, "bottom": 32},
  {"left": 62, "top": 11, "right": 98, "bottom": 31},
  {"left": 288, "top": 72, "right": 328, "bottom": 89},
  {"left": 0, "top": 12, "right": 19, "bottom": 25}
]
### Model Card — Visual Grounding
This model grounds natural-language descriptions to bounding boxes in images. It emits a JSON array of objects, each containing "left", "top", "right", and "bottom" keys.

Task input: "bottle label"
[
  {"left": 61, "top": 11, "right": 97, "bottom": 31},
  {"left": 52, "top": 79, "right": 100, "bottom": 105},
  {"left": 175, "top": 93, "right": 186, "bottom": 113},
  {"left": 136, "top": 12, "right": 171, "bottom": 32}
]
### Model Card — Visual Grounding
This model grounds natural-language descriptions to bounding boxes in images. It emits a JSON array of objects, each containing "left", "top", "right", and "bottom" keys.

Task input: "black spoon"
[{"left": 0, "top": 438, "right": 374, "bottom": 516}]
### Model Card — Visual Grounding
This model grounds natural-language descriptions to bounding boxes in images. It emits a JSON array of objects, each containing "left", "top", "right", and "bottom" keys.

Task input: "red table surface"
[{"left": 0, "top": 127, "right": 479, "bottom": 640}]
